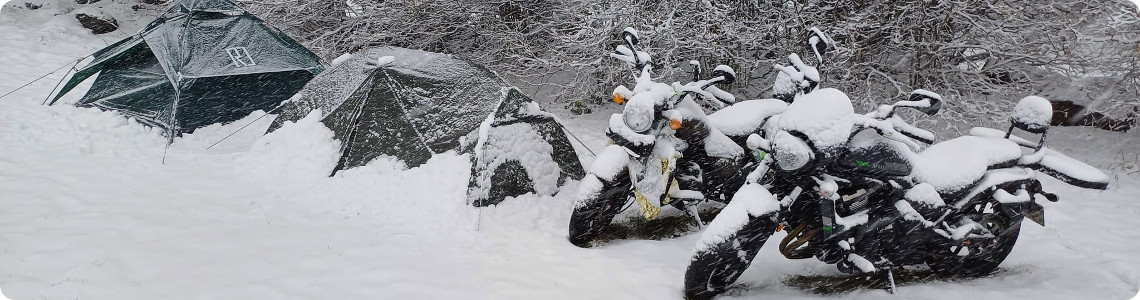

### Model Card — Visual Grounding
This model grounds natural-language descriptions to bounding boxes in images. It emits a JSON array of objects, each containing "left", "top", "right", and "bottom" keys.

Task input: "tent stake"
[{"left": 161, "top": 142, "right": 171, "bottom": 165}]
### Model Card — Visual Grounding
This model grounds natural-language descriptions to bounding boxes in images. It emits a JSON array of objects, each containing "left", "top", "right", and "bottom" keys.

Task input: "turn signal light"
[
  {"left": 612, "top": 93, "right": 624, "bottom": 104},
  {"left": 669, "top": 118, "right": 682, "bottom": 130}
]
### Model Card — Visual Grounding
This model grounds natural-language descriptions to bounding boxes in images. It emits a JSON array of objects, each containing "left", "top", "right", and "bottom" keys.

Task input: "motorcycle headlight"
[
  {"left": 622, "top": 98, "right": 655, "bottom": 133},
  {"left": 772, "top": 131, "right": 814, "bottom": 171}
]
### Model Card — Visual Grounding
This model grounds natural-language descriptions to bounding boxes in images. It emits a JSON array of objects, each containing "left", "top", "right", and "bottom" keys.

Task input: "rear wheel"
[
  {"left": 567, "top": 170, "right": 631, "bottom": 247},
  {"left": 925, "top": 198, "right": 1023, "bottom": 277}
]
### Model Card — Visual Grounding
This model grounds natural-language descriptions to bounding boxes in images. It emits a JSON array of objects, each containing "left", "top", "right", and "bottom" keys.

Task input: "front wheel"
[
  {"left": 567, "top": 171, "right": 631, "bottom": 247},
  {"left": 684, "top": 184, "right": 780, "bottom": 300}
]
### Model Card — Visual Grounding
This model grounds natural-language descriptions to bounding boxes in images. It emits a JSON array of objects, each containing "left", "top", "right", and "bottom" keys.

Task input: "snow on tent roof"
[
  {"left": 48, "top": 0, "right": 324, "bottom": 138},
  {"left": 269, "top": 46, "right": 585, "bottom": 206},
  {"left": 272, "top": 47, "right": 506, "bottom": 154}
]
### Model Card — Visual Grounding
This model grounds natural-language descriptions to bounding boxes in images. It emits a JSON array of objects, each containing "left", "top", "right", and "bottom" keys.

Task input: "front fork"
[{"left": 671, "top": 160, "right": 707, "bottom": 228}]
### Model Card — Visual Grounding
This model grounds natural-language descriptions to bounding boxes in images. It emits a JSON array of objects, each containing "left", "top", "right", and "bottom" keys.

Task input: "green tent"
[
  {"left": 49, "top": 0, "right": 324, "bottom": 138},
  {"left": 269, "top": 46, "right": 585, "bottom": 206}
]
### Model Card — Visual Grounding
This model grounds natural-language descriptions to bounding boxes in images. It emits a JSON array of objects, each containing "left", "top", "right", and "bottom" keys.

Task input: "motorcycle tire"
[
  {"left": 925, "top": 199, "right": 1023, "bottom": 277},
  {"left": 684, "top": 210, "right": 777, "bottom": 300},
  {"left": 567, "top": 170, "right": 632, "bottom": 248}
]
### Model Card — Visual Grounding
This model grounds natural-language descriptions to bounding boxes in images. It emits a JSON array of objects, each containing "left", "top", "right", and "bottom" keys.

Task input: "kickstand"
[
  {"left": 885, "top": 269, "right": 896, "bottom": 295},
  {"left": 684, "top": 201, "right": 704, "bottom": 229}
]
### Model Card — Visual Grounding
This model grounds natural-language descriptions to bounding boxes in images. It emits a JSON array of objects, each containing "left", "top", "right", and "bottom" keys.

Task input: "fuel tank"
[{"left": 836, "top": 129, "right": 914, "bottom": 178}]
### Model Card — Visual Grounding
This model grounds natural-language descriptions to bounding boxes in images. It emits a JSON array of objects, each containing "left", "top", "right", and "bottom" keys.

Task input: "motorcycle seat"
[
  {"left": 708, "top": 99, "right": 787, "bottom": 142},
  {"left": 912, "top": 135, "right": 1023, "bottom": 195}
]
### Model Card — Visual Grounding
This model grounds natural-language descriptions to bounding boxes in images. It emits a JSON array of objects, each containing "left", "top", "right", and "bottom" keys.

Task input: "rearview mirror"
[
  {"left": 897, "top": 89, "right": 943, "bottom": 116},
  {"left": 808, "top": 27, "right": 830, "bottom": 64},
  {"left": 711, "top": 65, "right": 735, "bottom": 85},
  {"left": 622, "top": 27, "right": 639, "bottom": 48},
  {"left": 1010, "top": 96, "right": 1052, "bottom": 134},
  {"left": 690, "top": 60, "right": 702, "bottom": 82}
]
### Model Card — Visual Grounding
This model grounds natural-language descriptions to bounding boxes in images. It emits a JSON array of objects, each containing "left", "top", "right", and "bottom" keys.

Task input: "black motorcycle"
[{"left": 683, "top": 92, "right": 1110, "bottom": 299}]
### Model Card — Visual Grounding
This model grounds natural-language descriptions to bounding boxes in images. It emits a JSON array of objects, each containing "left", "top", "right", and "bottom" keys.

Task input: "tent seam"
[{"left": 383, "top": 69, "right": 436, "bottom": 154}]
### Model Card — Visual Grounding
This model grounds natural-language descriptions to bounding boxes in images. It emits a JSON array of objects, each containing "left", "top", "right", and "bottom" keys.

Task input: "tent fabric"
[
  {"left": 51, "top": 0, "right": 323, "bottom": 136},
  {"left": 270, "top": 46, "right": 585, "bottom": 206}
]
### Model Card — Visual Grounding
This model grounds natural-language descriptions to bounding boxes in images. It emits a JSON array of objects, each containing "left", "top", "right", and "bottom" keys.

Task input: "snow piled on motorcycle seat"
[
  {"left": 675, "top": 97, "right": 743, "bottom": 159},
  {"left": 913, "top": 136, "right": 1023, "bottom": 193},
  {"left": 777, "top": 88, "right": 856, "bottom": 154},
  {"left": 692, "top": 184, "right": 779, "bottom": 253},
  {"left": 707, "top": 99, "right": 787, "bottom": 136}
]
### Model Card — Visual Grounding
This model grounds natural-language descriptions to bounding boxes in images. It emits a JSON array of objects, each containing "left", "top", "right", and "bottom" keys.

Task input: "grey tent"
[
  {"left": 49, "top": 0, "right": 323, "bottom": 138},
  {"left": 269, "top": 46, "right": 585, "bottom": 206}
]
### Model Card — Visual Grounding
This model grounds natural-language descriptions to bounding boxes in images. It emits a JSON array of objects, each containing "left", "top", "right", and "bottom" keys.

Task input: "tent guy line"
[
  {"left": 205, "top": 104, "right": 285, "bottom": 150},
  {"left": 0, "top": 56, "right": 86, "bottom": 103},
  {"left": 41, "top": 57, "right": 84, "bottom": 105}
]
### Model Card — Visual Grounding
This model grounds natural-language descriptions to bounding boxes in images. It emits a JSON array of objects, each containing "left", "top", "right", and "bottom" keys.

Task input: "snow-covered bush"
[{"left": 237, "top": 0, "right": 1139, "bottom": 127}]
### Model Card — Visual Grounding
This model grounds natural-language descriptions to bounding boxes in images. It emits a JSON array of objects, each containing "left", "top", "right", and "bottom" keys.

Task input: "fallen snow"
[
  {"left": 693, "top": 183, "right": 780, "bottom": 254},
  {"left": 776, "top": 88, "right": 856, "bottom": 155},
  {"left": 468, "top": 121, "right": 563, "bottom": 201},
  {"left": 707, "top": 99, "right": 787, "bottom": 137},
  {"left": 584, "top": 144, "right": 630, "bottom": 181},
  {"left": 993, "top": 189, "right": 1032, "bottom": 204},
  {"left": 913, "top": 136, "right": 1023, "bottom": 193},
  {"left": 905, "top": 183, "right": 947, "bottom": 207},
  {"left": 2, "top": 6, "right": 1140, "bottom": 300}
]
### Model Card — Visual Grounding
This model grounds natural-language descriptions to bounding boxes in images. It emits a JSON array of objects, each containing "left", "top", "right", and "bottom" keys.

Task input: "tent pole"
[
  {"left": 0, "top": 56, "right": 83, "bottom": 103},
  {"left": 42, "top": 58, "right": 83, "bottom": 105},
  {"left": 163, "top": 87, "right": 181, "bottom": 165}
]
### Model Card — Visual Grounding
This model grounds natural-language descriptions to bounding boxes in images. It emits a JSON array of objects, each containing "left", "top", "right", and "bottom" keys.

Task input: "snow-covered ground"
[{"left": 2, "top": 3, "right": 1140, "bottom": 300}]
